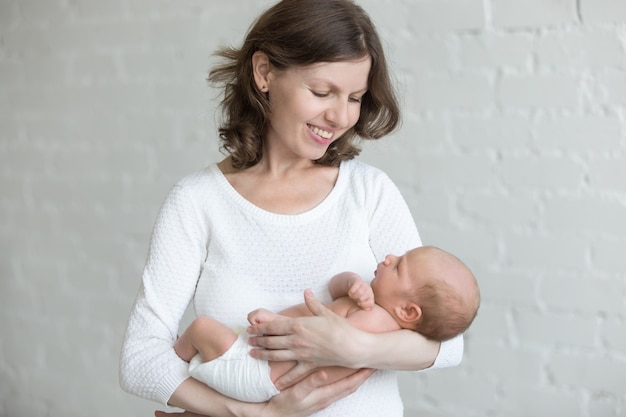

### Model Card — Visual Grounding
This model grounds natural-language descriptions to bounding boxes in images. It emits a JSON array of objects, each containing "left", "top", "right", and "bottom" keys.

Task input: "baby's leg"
[{"left": 174, "top": 316, "right": 238, "bottom": 362}]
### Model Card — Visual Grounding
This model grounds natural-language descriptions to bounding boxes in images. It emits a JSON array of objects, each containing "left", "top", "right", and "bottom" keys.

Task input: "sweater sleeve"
[
  {"left": 119, "top": 183, "right": 208, "bottom": 404},
  {"left": 365, "top": 167, "right": 464, "bottom": 370},
  {"left": 428, "top": 334, "right": 464, "bottom": 369},
  {"left": 366, "top": 169, "right": 422, "bottom": 260}
]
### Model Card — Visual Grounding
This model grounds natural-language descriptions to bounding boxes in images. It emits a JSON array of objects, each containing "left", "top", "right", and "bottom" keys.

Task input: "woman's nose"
[{"left": 325, "top": 99, "right": 350, "bottom": 128}]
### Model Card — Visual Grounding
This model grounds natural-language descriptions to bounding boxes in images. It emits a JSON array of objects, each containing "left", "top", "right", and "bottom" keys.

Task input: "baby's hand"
[
  {"left": 348, "top": 279, "right": 375, "bottom": 310},
  {"left": 247, "top": 308, "right": 280, "bottom": 325}
]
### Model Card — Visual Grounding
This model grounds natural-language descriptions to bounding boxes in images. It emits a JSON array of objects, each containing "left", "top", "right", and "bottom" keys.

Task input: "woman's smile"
[{"left": 307, "top": 123, "right": 335, "bottom": 145}]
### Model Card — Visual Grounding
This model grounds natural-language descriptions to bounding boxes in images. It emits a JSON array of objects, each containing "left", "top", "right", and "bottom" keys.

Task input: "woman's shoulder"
[
  {"left": 174, "top": 163, "right": 220, "bottom": 189},
  {"left": 341, "top": 159, "right": 395, "bottom": 192},
  {"left": 160, "top": 163, "right": 224, "bottom": 209},
  {"left": 165, "top": 163, "right": 227, "bottom": 200},
  {"left": 342, "top": 159, "right": 390, "bottom": 181}
]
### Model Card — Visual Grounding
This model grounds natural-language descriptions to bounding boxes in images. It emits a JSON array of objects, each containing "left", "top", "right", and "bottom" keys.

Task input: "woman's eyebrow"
[{"left": 308, "top": 78, "right": 368, "bottom": 94}]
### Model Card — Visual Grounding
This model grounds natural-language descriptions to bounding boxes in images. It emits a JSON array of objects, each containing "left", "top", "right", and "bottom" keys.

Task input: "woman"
[{"left": 119, "top": 0, "right": 463, "bottom": 416}]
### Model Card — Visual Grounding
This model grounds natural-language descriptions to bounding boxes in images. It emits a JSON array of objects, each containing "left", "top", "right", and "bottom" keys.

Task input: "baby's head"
[{"left": 371, "top": 246, "right": 480, "bottom": 341}]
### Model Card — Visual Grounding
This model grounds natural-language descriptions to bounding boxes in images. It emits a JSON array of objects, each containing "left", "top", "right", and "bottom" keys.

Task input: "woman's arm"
[
  {"left": 363, "top": 167, "right": 464, "bottom": 370},
  {"left": 120, "top": 184, "right": 210, "bottom": 404},
  {"left": 163, "top": 368, "right": 374, "bottom": 417}
]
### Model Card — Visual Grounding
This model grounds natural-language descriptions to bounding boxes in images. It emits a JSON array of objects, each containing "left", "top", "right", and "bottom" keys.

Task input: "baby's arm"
[{"left": 328, "top": 271, "right": 375, "bottom": 310}]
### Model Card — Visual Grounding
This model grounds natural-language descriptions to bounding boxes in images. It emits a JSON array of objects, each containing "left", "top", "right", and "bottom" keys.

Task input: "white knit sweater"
[{"left": 120, "top": 159, "right": 463, "bottom": 416}]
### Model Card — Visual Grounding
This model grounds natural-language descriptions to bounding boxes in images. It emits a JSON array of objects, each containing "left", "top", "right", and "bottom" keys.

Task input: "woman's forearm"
[
  {"left": 168, "top": 378, "right": 257, "bottom": 417},
  {"left": 168, "top": 370, "right": 375, "bottom": 417},
  {"left": 350, "top": 329, "right": 440, "bottom": 371}
]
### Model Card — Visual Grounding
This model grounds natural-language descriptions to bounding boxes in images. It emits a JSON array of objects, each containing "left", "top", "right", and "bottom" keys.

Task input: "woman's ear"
[{"left": 252, "top": 51, "right": 271, "bottom": 93}]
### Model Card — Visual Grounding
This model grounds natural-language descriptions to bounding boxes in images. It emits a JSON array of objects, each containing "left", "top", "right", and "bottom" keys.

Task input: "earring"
[{"left": 260, "top": 85, "right": 268, "bottom": 92}]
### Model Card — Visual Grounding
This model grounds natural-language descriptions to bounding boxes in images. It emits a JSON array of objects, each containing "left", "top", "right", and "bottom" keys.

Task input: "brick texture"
[{"left": 1, "top": 1, "right": 625, "bottom": 416}]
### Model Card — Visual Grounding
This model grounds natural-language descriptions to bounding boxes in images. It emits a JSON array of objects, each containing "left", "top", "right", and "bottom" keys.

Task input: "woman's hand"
[
  {"left": 247, "top": 289, "right": 366, "bottom": 387},
  {"left": 260, "top": 367, "right": 374, "bottom": 417}
]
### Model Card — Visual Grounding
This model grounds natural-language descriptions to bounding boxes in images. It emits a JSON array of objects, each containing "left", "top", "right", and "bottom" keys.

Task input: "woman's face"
[{"left": 262, "top": 56, "right": 371, "bottom": 162}]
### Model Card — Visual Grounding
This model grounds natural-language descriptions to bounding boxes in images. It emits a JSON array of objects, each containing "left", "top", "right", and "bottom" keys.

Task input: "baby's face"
[{"left": 371, "top": 249, "right": 428, "bottom": 310}]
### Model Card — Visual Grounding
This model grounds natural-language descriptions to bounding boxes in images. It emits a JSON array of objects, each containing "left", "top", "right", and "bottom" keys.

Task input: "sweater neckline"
[{"left": 209, "top": 160, "right": 351, "bottom": 222}]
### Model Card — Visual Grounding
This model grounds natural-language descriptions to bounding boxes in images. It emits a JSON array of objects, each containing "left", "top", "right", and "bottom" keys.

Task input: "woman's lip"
[
  {"left": 307, "top": 125, "right": 333, "bottom": 145},
  {"left": 308, "top": 124, "right": 334, "bottom": 139}
]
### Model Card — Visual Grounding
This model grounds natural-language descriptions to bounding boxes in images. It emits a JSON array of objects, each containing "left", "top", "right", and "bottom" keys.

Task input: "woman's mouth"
[{"left": 308, "top": 124, "right": 334, "bottom": 140}]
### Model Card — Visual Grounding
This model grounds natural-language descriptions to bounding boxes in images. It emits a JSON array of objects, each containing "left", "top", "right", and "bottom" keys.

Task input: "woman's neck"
[{"left": 218, "top": 156, "right": 339, "bottom": 215}]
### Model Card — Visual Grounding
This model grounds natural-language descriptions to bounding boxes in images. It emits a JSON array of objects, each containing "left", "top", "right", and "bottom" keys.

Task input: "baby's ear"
[{"left": 395, "top": 302, "right": 422, "bottom": 324}]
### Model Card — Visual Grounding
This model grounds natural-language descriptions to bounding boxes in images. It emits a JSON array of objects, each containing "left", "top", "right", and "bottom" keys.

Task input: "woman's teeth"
[{"left": 309, "top": 125, "right": 333, "bottom": 139}]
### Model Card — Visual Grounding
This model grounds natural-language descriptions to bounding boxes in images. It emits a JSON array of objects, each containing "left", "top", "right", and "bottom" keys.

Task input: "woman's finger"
[
  {"left": 247, "top": 290, "right": 330, "bottom": 336},
  {"left": 273, "top": 361, "right": 315, "bottom": 390},
  {"left": 249, "top": 341, "right": 298, "bottom": 361},
  {"left": 303, "top": 288, "right": 331, "bottom": 317},
  {"left": 303, "top": 368, "right": 375, "bottom": 410}
]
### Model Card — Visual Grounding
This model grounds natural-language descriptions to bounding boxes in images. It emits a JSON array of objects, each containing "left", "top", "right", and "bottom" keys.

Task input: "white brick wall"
[{"left": 1, "top": 1, "right": 624, "bottom": 416}]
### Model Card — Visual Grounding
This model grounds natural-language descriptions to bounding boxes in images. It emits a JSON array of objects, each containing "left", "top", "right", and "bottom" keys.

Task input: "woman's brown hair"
[{"left": 209, "top": 0, "right": 400, "bottom": 169}]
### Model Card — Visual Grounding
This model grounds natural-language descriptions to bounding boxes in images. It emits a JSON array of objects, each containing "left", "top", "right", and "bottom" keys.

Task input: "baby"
[{"left": 174, "top": 245, "right": 480, "bottom": 402}]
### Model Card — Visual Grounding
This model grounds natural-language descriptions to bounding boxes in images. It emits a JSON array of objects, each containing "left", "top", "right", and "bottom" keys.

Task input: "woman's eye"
[
  {"left": 349, "top": 96, "right": 362, "bottom": 103},
  {"left": 312, "top": 91, "right": 329, "bottom": 98}
]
